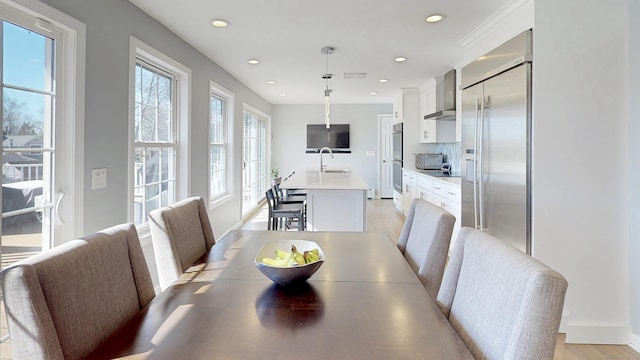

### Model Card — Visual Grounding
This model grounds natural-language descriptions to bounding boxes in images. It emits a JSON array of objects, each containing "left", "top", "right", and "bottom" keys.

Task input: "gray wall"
[
  {"left": 629, "top": 0, "right": 640, "bottom": 340},
  {"left": 533, "top": 0, "right": 631, "bottom": 343},
  {"left": 39, "top": 0, "right": 271, "bottom": 237},
  {"left": 271, "top": 104, "right": 392, "bottom": 195}
]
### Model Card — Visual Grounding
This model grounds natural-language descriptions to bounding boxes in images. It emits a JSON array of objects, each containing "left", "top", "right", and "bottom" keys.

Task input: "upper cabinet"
[
  {"left": 393, "top": 88, "right": 419, "bottom": 124},
  {"left": 419, "top": 81, "right": 437, "bottom": 142},
  {"left": 419, "top": 77, "right": 456, "bottom": 143}
]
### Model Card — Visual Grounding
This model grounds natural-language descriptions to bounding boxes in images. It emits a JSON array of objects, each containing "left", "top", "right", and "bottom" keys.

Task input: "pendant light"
[{"left": 321, "top": 47, "right": 334, "bottom": 129}]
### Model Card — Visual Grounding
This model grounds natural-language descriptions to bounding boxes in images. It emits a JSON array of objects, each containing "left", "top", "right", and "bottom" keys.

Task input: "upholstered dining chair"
[
  {"left": 148, "top": 196, "right": 216, "bottom": 290},
  {"left": 436, "top": 227, "right": 568, "bottom": 360},
  {"left": 0, "top": 223, "right": 155, "bottom": 360},
  {"left": 397, "top": 198, "right": 455, "bottom": 298}
]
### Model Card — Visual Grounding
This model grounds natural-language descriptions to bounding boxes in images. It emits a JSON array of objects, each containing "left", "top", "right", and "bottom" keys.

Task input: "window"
[
  {"left": 130, "top": 38, "right": 190, "bottom": 227},
  {"left": 209, "top": 81, "right": 233, "bottom": 206}
]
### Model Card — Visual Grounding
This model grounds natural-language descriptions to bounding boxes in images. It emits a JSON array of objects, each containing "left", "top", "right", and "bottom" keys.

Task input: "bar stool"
[
  {"left": 265, "top": 188, "right": 305, "bottom": 231},
  {"left": 273, "top": 183, "right": 306, "bottom": 204},
  {"left": 274, "top": 183, "right": 306, "bottom": 228},
  {"left": 282, "top": 171, "right": 306, "bottom": 196}
]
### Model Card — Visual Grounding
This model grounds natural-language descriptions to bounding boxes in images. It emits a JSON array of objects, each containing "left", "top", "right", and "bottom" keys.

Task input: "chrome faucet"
[{"left": 319, "top": 147, "right": 334, "bottom": 172}]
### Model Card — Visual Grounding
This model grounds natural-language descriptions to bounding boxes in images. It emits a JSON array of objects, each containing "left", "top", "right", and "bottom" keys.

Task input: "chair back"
[
  {"left": 0, "top": 223, "right": 155, "bottom": 360},
  {"left": 265, "top": 188, "right": 277, "bottom": 209},
  {"left": 273, "top": 183, "right": 284, "bottom": 199},
  {"left": 436, "top": 227, "right": 568, "bottom": 360},
  {"left": 148, "top": 196, "right": 215, "bottom": 290},
  {"left": 397, "top": 198, "right": 455, "bottom": 298}
]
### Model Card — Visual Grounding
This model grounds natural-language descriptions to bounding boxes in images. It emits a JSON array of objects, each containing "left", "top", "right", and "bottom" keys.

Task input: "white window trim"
[
  {"left": 0, "top": 0, "right": 86, "bottom": 241},
  {"left": 208, "top": 80, "right": 234, "bottom": 209},
  {"left": 128, "top": 36, "right": 191, "bottom": 237}
]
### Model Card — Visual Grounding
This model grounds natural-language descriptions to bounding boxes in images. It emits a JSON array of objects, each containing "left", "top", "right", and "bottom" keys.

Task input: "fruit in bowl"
[{"left": 254, "top": 240, "right": 325, "bottom": 286}]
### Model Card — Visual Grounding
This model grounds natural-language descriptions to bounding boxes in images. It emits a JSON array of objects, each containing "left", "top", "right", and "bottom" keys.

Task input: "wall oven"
[{"left": 392, "top": 123, "right": 403, "bottom": 192}]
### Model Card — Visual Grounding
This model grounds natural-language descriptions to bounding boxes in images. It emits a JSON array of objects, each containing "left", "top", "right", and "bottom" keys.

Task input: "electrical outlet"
[{"left": 92, "top": 168, "right": 107, "bottom": 189}]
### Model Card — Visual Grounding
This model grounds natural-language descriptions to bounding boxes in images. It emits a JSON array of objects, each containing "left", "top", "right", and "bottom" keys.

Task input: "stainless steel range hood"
[{"left": 424, "top": 69, "right": 456, "bottom": 121}]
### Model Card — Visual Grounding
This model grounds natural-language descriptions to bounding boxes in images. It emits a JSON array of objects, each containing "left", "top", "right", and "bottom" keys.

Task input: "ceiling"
[{"left": 129, "top": 0, "right": 512, "bottom": 105}]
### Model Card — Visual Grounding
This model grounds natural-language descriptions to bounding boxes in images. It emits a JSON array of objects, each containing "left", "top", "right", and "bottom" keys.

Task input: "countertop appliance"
[
  {"left": 392, "top": 123, "right": 403, "bottom": 192},
  {"left": 414, "top": 153, "right": 444, "bottom": 170},
  {"left": 461, "top": 29, "right": 532, "bottom": 254}
]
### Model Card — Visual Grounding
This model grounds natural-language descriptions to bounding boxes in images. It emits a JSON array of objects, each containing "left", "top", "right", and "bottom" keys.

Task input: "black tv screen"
[{"left": 306, "top": 124, "right": 351, "bottom": 153}]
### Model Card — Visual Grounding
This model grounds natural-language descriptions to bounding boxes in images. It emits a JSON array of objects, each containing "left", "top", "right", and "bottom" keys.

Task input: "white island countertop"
[{"left": 281, "top": 170, "right": 369, "bottom": 190}]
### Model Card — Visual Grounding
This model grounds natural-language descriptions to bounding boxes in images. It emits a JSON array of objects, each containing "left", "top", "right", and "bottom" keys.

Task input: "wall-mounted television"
[{"left": 306, "top": 124, "right": 351, "bottom": 153}]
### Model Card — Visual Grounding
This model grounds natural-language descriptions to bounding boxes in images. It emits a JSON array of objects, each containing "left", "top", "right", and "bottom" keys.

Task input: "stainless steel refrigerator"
[{"left": 461, "top": 30, "right": 532, "bottom": 254}]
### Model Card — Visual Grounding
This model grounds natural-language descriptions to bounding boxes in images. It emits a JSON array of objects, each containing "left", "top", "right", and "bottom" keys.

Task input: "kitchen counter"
[
  {"left": 281, "top": 170, "right": 368, "bottom": 232},
  {"left": 405, "top": 167, "right": 462, "bottom": 186},
  {"left": 281, "top": 170, "right": 369, "bottom": 190}
]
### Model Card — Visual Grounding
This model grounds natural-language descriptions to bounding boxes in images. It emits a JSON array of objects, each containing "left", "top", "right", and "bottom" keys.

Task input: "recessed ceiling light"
[
  {"left": 210, "top": 19, "right": 230, "bottom": 28},
  {"left": 279, "top": 93, "right": 287, "bottom": 97},
  {"left": 370, "top": 92, "right": 378, "bottom": 95},
  {"left": 266, "top": 80, "right": 277, "bottom": 84},
  {"left": 379, "top": 79, "right": 389, "bottom": 83},
  {"left": 394, "top": 57, "right": 407, "bottom": 63},
  {"left": 248, "top": 59, "right": 260, "bottom": 65},
  {"left": 425, "top": 14, "right": 446, "bottom": 23}
]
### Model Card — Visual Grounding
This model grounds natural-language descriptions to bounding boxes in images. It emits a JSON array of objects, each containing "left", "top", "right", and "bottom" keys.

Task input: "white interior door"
[{"left": 379, "top": 114, "right": 393, "bottom": 198}]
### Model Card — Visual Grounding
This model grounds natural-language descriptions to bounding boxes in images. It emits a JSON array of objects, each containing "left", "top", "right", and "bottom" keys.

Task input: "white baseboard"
[
  {"left": 630, "top": 332, "right": 640, "bottom": 353},
  {"left": 558, "top": 313, "right": 569, "bottom": 333},
  {"left": 565, "top": 323, "right": 632, "bottom": 344}
]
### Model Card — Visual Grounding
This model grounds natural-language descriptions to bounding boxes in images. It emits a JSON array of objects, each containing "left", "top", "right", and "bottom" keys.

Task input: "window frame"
[
  {"left": 208, "top": 80, "right": 234, "bottom": 208},
  {"left": 128, "top": 36, "right": 191, "bottom": 234}
]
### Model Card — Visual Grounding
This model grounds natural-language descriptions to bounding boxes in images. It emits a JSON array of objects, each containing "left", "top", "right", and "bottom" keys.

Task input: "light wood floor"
[{"left": 242, "top": 199, "right": 640, "bottom": 360}]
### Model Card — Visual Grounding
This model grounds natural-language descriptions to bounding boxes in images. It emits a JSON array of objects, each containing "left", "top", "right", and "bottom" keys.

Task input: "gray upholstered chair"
[
  {"left": 148, "top": 196, "right": 216, "bottom": 290},
  {"left": 397, "top": 198, "right": 456, "bottom": 298},
  {"left": 436, "top": 227, "right": 568, "bottom": 360},
  {"left": 0, "top": 223, "right": 155, "bottom": 360}
]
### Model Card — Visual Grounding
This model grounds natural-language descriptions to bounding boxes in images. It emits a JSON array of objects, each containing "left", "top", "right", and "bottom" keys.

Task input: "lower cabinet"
[
  {"left": 411, "top": 169, "right": 462, "bottom": 249},
  {"left": 402, "top": 170, "right": 417, "bottom": 214}
]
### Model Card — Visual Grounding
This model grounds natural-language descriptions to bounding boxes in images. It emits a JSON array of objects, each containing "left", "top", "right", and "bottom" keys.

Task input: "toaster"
[{"left": 414, "top": 153, "right": 444, "bottom": 170}]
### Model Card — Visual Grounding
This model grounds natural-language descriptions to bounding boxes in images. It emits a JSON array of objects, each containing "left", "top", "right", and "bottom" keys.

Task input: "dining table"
[{"left": 87, "top": 230, "right": 473, "bottom": 359}]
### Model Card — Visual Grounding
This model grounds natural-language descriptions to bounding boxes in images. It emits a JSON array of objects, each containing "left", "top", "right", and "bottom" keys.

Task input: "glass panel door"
[
  {"left": 0, "top": 5, "right": 80, "bottom": 354},
  {"left": 242, "top": 110, "right": 267, "bottom": 216},
  {"left": 1, "top": 20, "right": 56, "bottom": 267}
]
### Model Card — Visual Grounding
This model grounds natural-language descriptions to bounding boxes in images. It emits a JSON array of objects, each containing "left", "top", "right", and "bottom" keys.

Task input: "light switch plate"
[
  {"left": 92, "top": 168, "right": 107, "bottom": 189},
  {"left": 366, "top": 150, "right": 376, "bottom": 157}
]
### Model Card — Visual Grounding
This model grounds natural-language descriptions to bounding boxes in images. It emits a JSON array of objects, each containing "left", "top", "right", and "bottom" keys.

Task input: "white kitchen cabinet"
[
  {"left": 393, "top": 189, "right": 402, "bottom": 211},
  {"left": 411, "top": 169, "right": 462, "bottom": 250},
  {"left": 402, "top": 169, "right": 418, "bottom": 215},
  {"left": 419, "top": 78, "right": 456, "bottom": 143},
  {"left": 419, "top": 82, "right": 437, "bottom": 143},
  {"left": 394, "top": 88, "right": 420, "bottom": 123}
]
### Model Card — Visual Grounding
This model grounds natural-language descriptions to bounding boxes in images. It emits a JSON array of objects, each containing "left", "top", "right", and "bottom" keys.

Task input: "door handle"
[
  {"left": 55, "top": 191, "right": 65, "bottom": 224},
  {"left": 473, "top": 97, "right": 480, "bottom": 230},
  {"left": 478, "top": 96, "right": 486, "bottom": 231}
]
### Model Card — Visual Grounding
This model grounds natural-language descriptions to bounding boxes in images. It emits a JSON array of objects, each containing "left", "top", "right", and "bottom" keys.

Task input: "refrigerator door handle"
[
  {"left": 478, "top": 95, "right": 486, "bottom": 231},
  {"left": 473, "top": 97, "right": 480, "bottom": 230}
]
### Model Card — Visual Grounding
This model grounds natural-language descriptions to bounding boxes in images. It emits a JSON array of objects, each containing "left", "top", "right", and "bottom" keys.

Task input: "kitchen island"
[{"left": 280, "top": 170, "right": 369, "bottom": 231}]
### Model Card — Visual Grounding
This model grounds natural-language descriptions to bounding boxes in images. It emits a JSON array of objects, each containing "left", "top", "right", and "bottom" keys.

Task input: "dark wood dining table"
[{"left": 87, "top": 230, "right": 473, "bottom": 359}]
